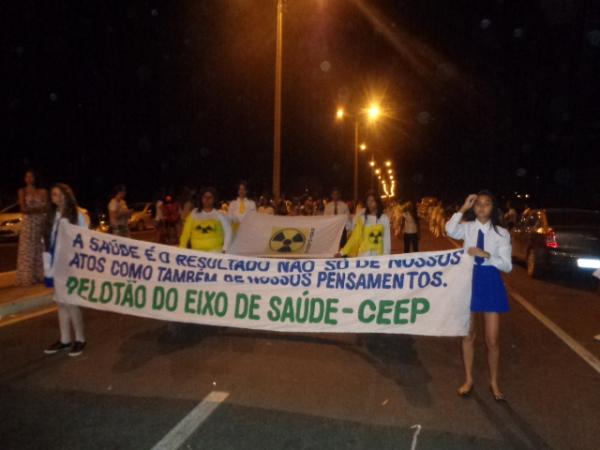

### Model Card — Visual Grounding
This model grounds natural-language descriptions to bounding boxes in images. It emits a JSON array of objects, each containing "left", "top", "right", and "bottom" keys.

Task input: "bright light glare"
[
  {"left": 369, "top": 160, "right": 375, "bottom": 167},
  {"left": 336, "top": 108, "right": 345, "bottom": 120},
  {"left": 360, "top": 143, "right": 367, "bottom": 151},
  {"left": 577, "top": 258, "right": 600, "bottom": 269},
  {"left": 385, "top": 160, "right": 391, "bottom": 167},
  {"left": 367, "top": 103, "right": 381, "bottom": 121}
]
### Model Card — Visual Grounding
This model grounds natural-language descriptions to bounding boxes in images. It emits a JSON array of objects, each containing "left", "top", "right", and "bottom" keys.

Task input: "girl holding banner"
[
  {"left": 43, "top": 184, "right": 88, "bottom": 357},
  {"left": 445, "top": 191, "right": 512, "bottom": 402},
  {"left": 336, "top": 192, "right": 391, "bottom": 257},
  {"left": 179, "top": 187, "right": 232, "bottom": 253}
]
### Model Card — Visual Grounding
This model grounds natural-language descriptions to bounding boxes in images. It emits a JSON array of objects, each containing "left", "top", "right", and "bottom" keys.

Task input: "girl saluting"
[{"left": 445, "top": 190, "right": 512, "bottom": 401}]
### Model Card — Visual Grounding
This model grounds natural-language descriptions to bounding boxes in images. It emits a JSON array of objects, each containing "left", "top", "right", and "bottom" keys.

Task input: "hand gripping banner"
[{"left": 53, "top": 222, "right": 473, "bottom": 336}]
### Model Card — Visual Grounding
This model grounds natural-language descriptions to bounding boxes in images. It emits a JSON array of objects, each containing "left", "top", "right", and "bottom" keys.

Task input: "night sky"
[{"left": 3, "top": 0, "right": 599, "bottom": 213}]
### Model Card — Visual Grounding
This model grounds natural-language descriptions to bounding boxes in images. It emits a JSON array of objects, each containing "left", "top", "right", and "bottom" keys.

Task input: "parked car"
[
  {"left": 129, "top": 202, "right": 156, "bottom": 231},
  {"left": 0, "top": 203, "right": 91, "bottom": 241},
  {"left": 511, "top": 208, "right": 600, "bottom": 278},
  {"left": 0, "top": 203, "right": 22, "bottom": 240}
]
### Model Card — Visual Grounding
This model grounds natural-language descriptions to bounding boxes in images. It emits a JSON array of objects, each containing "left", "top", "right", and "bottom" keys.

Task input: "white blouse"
[{"left": 445, "top": 212, "right": 512, "bottom": 273}]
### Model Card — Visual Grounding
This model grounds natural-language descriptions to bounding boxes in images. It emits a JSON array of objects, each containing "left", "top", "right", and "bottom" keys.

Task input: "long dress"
[{"left": 16, "top": 191, "right": 46, "bottom": 286}]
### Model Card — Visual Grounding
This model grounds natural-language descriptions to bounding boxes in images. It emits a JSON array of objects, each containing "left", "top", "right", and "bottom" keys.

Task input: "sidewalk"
[{"left": 0, "top": 284, "right": 54, "bottom": 320}]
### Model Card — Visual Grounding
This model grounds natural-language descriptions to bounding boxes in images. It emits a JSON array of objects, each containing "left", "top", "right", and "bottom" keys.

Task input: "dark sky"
[{"left": 3, "top": 0, "right": 599, "bottom": 212}]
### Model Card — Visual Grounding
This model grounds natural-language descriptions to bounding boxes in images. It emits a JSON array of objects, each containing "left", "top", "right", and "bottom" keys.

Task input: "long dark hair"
[
  {"left": 463, "top": 189, "right": 503, "bottom": 234},
  {"left": 44, "top": 183, "right": 79, "bottom": 250},
  {"left": 363, "top": 190, "right": 384, "bottom": 220},
  {"left": 196, "top": 186, "right": 218, "bottom": 209}
]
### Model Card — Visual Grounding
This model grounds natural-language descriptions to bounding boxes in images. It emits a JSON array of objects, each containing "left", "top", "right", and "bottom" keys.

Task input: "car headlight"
[{"left": 577, "top": 258, "right": 600, "bottom": 269}]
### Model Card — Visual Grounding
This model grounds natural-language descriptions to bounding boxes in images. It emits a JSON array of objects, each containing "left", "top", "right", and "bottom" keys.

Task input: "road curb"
[
  {"left": 0, "top": 294, "right": 54, "bottom": 319},
  {"left": 0, "top": 271, "right": 16, "bottom": 288}
]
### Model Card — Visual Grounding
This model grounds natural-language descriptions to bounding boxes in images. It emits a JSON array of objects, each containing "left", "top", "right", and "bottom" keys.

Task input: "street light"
[
  {"left": 335, "top": 102, "right": 382, "bottom": 202},
  {"left": 369, "top": 160, "right": 375, "bottom": 167},
  {"left": 385, "top": 160, "right": 391, "bottom": 167},
  {"left": 367, "top": 103, "right": 381, "bottom": 122}
]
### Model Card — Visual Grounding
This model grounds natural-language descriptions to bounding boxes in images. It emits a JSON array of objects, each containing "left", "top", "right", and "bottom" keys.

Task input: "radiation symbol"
[
  {"left": 195, "top": 224, "right": 215, "bottom": 234},
  {"left": 368, "top": 230, "right": 383, "bottom": 244},
  {"left": 269, "top": 228, "right": 307, "bottom": 253}
]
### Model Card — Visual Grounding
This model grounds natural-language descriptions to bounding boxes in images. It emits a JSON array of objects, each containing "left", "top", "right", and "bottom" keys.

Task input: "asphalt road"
[{"left": 0, "top": 230, "right": 599, "bottom": 450}]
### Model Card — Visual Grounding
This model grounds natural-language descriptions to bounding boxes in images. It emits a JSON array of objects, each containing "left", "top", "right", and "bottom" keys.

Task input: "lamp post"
[
  {"left": 273, "top": 0, "right": 284, "bottom": 200},
  {"left": 336, "top": 103, "right": 380, "bottom": 202}
]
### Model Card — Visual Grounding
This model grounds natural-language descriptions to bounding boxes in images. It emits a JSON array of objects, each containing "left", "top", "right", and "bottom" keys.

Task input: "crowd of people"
[{"left": 11, "top": 169, "right": 521, "bottom": 399}]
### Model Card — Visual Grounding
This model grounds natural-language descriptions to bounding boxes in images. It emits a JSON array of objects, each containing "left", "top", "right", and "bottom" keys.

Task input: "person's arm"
[
  {"left": 445, "top": 194, "right": 476, "bottom": 240},
  {"left": 219, "top": 213, "right": 233, "bottom": 253},
  {"left": 18, "top": 188, "right": 27, "bottom": 213},
  {"left": 108, "top": 200, "right": 118, "bottom": 225},
  {"left": 179, "top": 215, "right": 193, "bottom": 248},
  {"left": 382, "top": 215, "right": 392, "bottom": 255},
  {"left": 487, "top": 230, "right": 513, "bottom": 273}
]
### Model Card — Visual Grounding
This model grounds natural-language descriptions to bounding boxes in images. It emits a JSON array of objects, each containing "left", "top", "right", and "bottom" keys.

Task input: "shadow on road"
[{"left": 472, "top": 390, "right": 553, "bottom": 450}]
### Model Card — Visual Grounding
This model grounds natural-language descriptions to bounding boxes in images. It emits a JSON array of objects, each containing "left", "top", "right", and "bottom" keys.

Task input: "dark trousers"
[{"left": 403, "top": 233, "right": 419, "bottom": 253}]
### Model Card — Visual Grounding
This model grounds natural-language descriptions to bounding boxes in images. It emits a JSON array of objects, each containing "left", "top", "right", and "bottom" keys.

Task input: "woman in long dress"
[{"left": 16, "top": 170, "right": 47, "bottom": 286}]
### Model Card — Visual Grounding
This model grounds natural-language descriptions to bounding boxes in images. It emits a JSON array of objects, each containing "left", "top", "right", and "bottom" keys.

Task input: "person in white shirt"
[
  {"left": 108, "top": 185, "right": 132, "bottom": 237},
  {"left": 323, "top": 188, "right": 350, "bottom": 217},
  {"left": 401, "top": 202, "right": 420, "bottom": 252},
  {"left": 43, "top": 183, "right": 88, "bottom": 357},
  {"left": 324, "top": 188, "right": 350, "bottom": 246},
  {"left": 228, "top": 182, "right": 256, "bottom": 231},
  {"left": 445, "top": 190, "right": 512, "bottom": 402}
]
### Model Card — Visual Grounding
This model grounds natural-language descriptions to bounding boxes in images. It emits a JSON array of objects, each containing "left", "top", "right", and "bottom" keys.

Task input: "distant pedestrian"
[
  {"left": 258, "top": 196, "right": 275, "bottom": 215},
  {"left": 228, "top": 181, "right": 256, "bottom": 232},
  {"left": 108, "top": 185, "right": 131, "bottom": 237},
  {"left": 324, "top": 188, "right": 350, "bottom": 246},
  {"left": 337, "top": 191, "right": 391, "bottom": 257},
  {"left": 43, "top": 183, "right": 87, "bottom": 357},
  {"left": 162, "top": 194, "right": 180, "bottom": 245},
  {"left": 16, "top": 170, "right": 47, "bottom": 286},
  {"left": 180, "top": 187, "right": 232, "bottom": 253},
  {"left": 504, "top": 201, "right": 517, "bottom": 230},
  {"left": 401, "top": 202, "right": 420, "bottom": 253},
  {"left": 446, "top": 191, "right": 512, "bottom": 401}
]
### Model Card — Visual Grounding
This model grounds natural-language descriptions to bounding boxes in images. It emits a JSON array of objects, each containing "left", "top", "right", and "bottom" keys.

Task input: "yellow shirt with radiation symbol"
[
  {"left": 340, "top": 213, "right": 391, "bottom": 257},
  {"left": 179, "top": 209, "right": 232, "bottom": 253}
]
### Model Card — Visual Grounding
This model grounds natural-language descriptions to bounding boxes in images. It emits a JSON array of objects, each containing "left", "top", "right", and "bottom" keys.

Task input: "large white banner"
[
  {"left": 54, "top": 223, "right": 473, "bottom": 336},
  {"left": 229, "top": 212, "right": 347, "bottom": 257}
]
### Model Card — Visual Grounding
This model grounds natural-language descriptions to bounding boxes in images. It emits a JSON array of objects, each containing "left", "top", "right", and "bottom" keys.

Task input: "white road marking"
[
  {"left": 445, "top": 236, "right": 600, "bottom": 375},
  {"left": 150, "top": 391, "right": 229, "bottom": 450},
  {"left": 508, "top": 289, "right": 600, "bottom": 374},
  {"left": 409, "top": 424, "right": 421, "bottom": 450}
]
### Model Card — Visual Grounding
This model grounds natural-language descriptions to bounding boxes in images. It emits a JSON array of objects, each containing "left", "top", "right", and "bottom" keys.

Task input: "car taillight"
[{"left": 545, "top": 229, "right": 559, "bottom": 249}]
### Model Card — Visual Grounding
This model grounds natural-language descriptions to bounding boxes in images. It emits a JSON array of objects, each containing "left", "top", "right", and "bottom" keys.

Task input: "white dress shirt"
[
  {"left": 228, "top": 197, "right": 257, "bottom": 223},
  {"left": 445, "top": 212, "right": 512, "bottom": 273},
  {"left": 323, "top": 200, "right": 350, "bottom": 217}
]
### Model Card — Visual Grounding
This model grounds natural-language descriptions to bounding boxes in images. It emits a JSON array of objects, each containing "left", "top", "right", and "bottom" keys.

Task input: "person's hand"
[
  {"left": 334, "top": 252, "right": 343, "bottom": 258},
  {"left": 468, "top": 247, "right": 488, "bottom": 258},
  {"left": 460, "top": 194, "right": 477, "bottom": 213}
]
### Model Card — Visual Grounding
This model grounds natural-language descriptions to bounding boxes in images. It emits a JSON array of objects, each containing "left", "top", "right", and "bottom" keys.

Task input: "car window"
[{"left": 546, "top": 211, "right": 600, "bottom": 227}]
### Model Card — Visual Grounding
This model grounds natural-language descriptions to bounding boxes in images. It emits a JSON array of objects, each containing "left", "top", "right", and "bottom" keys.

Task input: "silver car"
[{"left": 511, "top": 208, "right": 600, "bottom": 278}]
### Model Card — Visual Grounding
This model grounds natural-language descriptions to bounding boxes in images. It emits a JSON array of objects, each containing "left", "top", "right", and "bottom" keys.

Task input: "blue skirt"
[{"left": 471, "top": 265, "right": 509, "bottom": 313}]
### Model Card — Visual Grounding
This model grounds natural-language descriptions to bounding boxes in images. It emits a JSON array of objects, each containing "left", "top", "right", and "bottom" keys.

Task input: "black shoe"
[
  {"left": 44, "top": 341, "right": 71, "bottom": 354},
  {"left": 68, "top": 341, "right": 86, "bottom": 357}
]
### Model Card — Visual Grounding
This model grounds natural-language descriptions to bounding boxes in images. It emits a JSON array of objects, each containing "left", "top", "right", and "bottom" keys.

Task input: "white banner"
[
  {"left": 229, "top": 212, "right": 346, "bottom": 257},
  {"left": 53, "top": 223, "right": 473, "bottom": 336}
]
